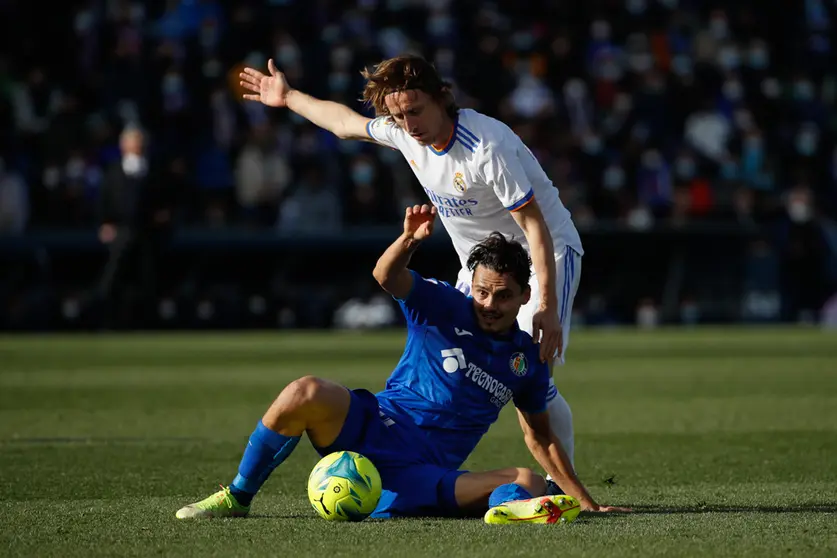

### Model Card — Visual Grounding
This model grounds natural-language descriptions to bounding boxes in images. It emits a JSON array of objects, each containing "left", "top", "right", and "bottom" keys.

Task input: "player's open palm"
[
  {"left": 404, "top": 204, "right": 437, "bottom": 242},
  {"left": 239, "top": 59, "right": 291, "bottom": 108}
]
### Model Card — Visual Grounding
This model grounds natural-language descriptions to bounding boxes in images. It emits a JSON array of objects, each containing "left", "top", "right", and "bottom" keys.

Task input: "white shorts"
[{"left": 455, "top": 245, "right": 582, "bottom": 365}]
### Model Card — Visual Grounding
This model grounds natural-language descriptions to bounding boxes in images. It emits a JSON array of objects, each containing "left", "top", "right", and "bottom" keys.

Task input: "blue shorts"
[{"left": 314, "top": 389, "right": 468, "bottom": 518}]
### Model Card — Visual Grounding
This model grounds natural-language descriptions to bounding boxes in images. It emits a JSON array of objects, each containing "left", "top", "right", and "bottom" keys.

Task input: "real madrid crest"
[
  {"left": 509, "top": 352, "right": 528, "bottom": 376},
  {"left": 453, "top": 171, "right": 467, "bottom": 194}
]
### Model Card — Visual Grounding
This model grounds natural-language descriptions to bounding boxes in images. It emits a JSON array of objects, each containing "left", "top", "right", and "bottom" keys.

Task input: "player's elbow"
[
  {"left": 372, "top": 263, "right": 389, "bottom": 289},
  {"left": 372, "top": 266, "right": 410, "bottom": 299}
]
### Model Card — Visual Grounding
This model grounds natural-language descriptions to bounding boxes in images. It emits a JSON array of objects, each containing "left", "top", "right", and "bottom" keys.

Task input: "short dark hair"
[
  {"left": 466, "top": 232, "right": 531, "bottom": 291},
  {"left": 360, "top": 54, "right": 459, "bottom": 119}
]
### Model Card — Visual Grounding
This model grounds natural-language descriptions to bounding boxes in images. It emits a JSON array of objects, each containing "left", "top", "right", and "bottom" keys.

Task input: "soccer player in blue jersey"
[{"left": 176, "top": 205, "right": 628, "bottom": 521}]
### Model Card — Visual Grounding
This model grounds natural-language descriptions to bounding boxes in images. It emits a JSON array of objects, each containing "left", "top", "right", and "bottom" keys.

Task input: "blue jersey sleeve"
[
  {"left": 397, "top": 270, "right": 464, "bottom": 327},
  {"left": 512, "top": 358, "right": 550, "bottom": 414}
]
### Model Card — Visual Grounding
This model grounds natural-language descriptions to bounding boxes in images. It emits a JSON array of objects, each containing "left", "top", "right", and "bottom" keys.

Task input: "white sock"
[{"left": 545, "top": 378, "right": 574, "bottom": 473}]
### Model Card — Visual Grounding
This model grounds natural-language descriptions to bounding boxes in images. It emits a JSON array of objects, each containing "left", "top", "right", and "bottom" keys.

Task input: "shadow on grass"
[{"left": 583, "top": 503, "right": 837, "bottom": 518}]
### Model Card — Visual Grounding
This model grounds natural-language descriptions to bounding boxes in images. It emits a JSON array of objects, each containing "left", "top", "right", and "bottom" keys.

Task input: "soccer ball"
[{"left": 307, "top": 451, "right": 382, "bottom": 521}]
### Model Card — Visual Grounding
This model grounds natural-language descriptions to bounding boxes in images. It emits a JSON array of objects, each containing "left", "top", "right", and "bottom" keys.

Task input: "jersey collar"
[{"left": 428, "top": 117, "right": 457, "bottom": 156}]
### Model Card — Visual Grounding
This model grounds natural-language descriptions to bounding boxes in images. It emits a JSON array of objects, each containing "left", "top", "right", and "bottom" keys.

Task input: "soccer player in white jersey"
[{"left": 239, "top": 54, "right": 583, "bottom": 471}]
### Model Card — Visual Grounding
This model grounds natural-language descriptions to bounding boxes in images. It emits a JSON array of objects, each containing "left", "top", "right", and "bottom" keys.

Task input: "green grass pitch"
[{"left": 1, "top": 327, "right": 836, "bottom": 557}]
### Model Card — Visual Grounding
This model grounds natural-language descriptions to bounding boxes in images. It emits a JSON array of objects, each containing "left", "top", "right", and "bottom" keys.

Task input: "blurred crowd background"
[{"left": 1, "top": 0, "right": 836, "bottom": 330}]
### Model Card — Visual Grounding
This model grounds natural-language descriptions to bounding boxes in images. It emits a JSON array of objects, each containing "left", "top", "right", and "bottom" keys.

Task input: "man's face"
[
  {"left": 384, "top": 90, "right": 450, "bottom": 147},
  {"left": 470, "top": 265, "right": 530, "bottom": 334}
]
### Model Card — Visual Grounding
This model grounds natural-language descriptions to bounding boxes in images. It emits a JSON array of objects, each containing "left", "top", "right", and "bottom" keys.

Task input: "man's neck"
[{"left": 430, "top": 117, "right": 456, "bottom": 150}]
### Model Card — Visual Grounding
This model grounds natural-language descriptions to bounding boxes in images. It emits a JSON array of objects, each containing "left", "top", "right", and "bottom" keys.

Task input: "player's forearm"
[
  {"left": 284, "top": 89, "right": 364, "bottom": 139},
  {"left": 526, "top": 433, "right": 595, "bottom": 507},
  {"left": 525, "top": 223, "right": 557, "bottom": 309},
  {"left": 373, "top": 233, "right": 421, "bottom": 299}
]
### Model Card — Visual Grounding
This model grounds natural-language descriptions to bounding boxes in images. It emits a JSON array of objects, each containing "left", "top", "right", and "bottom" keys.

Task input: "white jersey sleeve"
[
  {"left": 365, "top": 116, "right": 400, "bottom": 150},
  {"left": 479, "top": 142, "right": 536, "bottom": 213}
]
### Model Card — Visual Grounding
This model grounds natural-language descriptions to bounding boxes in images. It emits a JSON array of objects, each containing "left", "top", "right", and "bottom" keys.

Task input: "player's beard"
[{"left": 477, "top": 310, "right": 504, "bottom": 331}]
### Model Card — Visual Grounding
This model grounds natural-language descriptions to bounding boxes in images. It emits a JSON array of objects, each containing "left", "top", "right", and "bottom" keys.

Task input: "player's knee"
[
  {"left": 513, "top": 467, "right": 546, "bottom": 495},
  {"left": 278, "top": 375, "right": 329, "bottom": 412}
]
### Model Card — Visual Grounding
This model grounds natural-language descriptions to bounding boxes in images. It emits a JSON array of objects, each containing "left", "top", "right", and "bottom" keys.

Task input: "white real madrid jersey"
[{"left": 365, "top": 108, "right": 584, "bottom": 271}]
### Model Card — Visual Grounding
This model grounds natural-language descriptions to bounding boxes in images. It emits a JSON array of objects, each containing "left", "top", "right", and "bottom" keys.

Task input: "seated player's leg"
[
  {"left": 516, "top": 246, "right": 581, "bottom": 469},
  {"left": 176, "top": 376, "right": 351, "bottom": 519},
  {"left": 454, "top": 467, "right": 546, "bottom": 513},
  {"left": 371, "top": 464, "right": 548, "bottom": 519}
]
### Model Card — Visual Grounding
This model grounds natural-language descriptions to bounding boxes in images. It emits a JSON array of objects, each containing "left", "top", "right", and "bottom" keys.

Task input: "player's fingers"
[
  {"left": 429, "top": 205, "right": 437, "bottom": 216},
  {"left": 240, "top": 81, "right": 260, "bottom": 92},
  {"left": 241, "top": 68, "right": 264, "bottom": 79},
  {"left": 405, "top": 206, "right": 413, "bottom": 217},
  {"left": 413, "top": 204, "right": 421, "bottom": 214},
  {"left": 242, "top": 94, "right": 261, "bottom": 101},
  {"left": 420, "top": 204, "right": 432, "bottom": 214},
  {"left": 268, "top": 58, "right": 278, "bottom": 76}
]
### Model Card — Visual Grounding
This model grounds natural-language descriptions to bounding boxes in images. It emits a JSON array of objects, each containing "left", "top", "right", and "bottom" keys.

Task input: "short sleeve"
[
  {"left": 512, "top": 358, "right": 550, "bottom": 414},
  {"left": 397, "top": 270, "right": 464, "bottom": 327},
  {"left": 366, "top": 116, "right": 400, "bottom": 150},
  {"left": 481, "top": 144, "right": 536, "bottom": 212}
]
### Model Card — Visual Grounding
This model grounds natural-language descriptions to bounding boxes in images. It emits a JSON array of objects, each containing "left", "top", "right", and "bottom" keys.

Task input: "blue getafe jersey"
[{"left": 376, "top": 270, "right": 550, "bottom": 468}]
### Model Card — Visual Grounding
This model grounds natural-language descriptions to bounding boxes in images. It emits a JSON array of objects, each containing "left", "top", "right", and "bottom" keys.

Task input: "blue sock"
[
  {"left": 489, "top": 483, "right": 533, "bottom": 508},
  {"left": 229, "top": 421, "right": 300, "bottom": 506}
]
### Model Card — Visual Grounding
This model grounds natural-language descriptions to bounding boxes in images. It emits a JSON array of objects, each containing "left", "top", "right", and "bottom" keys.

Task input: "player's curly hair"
[
  {"left": 466, "top": 232, "right": 532, "bottom": 292},
  {"left": 361, "top": 55, "right": 458, "bottom": 119}
]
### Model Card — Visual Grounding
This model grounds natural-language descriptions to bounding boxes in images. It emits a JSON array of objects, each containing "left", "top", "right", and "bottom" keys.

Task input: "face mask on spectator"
[
  {"left": 277, "top": 44, "right": 299, "bottom": 66},
  {"left": 582, "top": 134, "right": 603, "bottom": 155},
  {"left": 718, "top": 46, "right": 741, "bottom": 70},
  {"left": 629, "top": 52, "right": 653, "bottom": 73},
  {"left": 761, "top": 77, "right": 780, "bottom": 99},
  {"left": 603, "top": 165, "right": 624, "bottom": 190},
  {"left": 744, "top": 134, "right": 764, "bottom": 151},
  {"left": 625, "top": 0, "right": 647, "bottom": 15},
  {"left": 795, "top": 129, "right": 819, "bottom": 156},
  {"left": 564, "top": 79, "right": 587, "bottom": 100},
  {"left": 163, "top": 73, "right": 183, "bottom": 94},
  {"left": 675, "top": 157, "right": 696, "bottom": 179},
  {"left": 591, "top": 20, "right": 610, "bottom": 40},
  {"left": 614, "top": 93, "right": 633, "bottom": 114},
  {"left": 66, "top": 156, "right": 85, "bottom": 180},
  {"left": 709, "top": 14, "right": 729, "bottom": 40},
  {"left": 329, "top": 72, "right": 350, "bottom": 91},
  {"left": 748, "top": 46, "right": 769, "bottom": 69},
  {"left": 642, "top": 150, "right": 662, "bottom": 169},
  {"left": 672, "top": 55, "right": 693, "bottom": 77},
  {"left": 721, "top": 159, "right": 739, "bottom": 180},
  {"left": 331, "top": 47, "right": 352, "bottom": 70},
  {"left": 428, "top": 13, "right": 453, "bottom": 37},
  {"left": 722, "top": 80, "right": 744, "bottom": 101},
  {"left": 734, "top": 109, "right": 754, "bottom": 130},
  {"left": 600, "top": 59, "right": 622, "bottom": 81},
  {"left": 793, "top": 80, "right": 815, "bottom": 101},
  {"left": 351, "top": 162, "right": 376, "bottom": 185},
  {"left": 788, "top": 200, "right": 812, "bottom": 223}
]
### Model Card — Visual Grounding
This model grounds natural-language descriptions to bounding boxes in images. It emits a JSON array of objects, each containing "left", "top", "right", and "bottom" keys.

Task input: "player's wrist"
[
  {"left": 283, "top": 87, "right": 302, "bottom": 109},
  {"left": 400, "top": 233, "right": 423, "bottom": 250},
  {"left": 538, "top": 297, "right": 558, "bottom": 310},
  {"left": 579, "top": 498, "right": 598, "bottom": 510}
]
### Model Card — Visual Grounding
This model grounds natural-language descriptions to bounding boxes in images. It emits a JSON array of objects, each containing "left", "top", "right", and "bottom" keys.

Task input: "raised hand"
[
  {"left": 404, "top": 204, "right": 437, "bottom": 242},
  {"left": 239, "top": 59, "right": 291, "bottom": 108}
]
